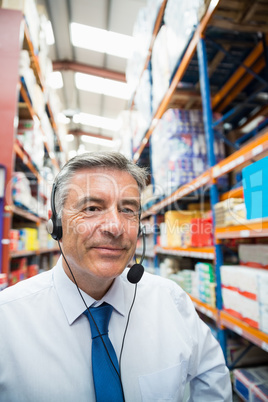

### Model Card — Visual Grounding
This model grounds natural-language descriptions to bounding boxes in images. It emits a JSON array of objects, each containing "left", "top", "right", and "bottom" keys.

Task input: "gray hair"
[{"left": 54, "top": 151, "right": 148, "bottom": 218}]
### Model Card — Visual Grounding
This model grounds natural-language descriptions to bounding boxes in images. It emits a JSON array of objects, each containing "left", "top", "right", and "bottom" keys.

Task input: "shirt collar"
[{"left": 53, "top": 256, "right": 126, "bottom": 325}]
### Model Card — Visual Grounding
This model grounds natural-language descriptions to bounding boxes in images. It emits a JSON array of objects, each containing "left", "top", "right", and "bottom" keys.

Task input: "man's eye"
[
  {"left": 84, "top": 206, "right": 101, "bottom": 212},
  {"left": 121, "top": 208, "right": 136, "bottom": 215}
]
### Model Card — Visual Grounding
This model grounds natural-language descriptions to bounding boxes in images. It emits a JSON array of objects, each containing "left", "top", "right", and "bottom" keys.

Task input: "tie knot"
[{"left": 84, "top": 303, "right": 113, "bottom": 339}]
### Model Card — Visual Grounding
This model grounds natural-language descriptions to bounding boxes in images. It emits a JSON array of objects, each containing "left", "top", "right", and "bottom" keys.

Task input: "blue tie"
[{"left": 84, "top": 303, "right": 124, "bottom": 402}]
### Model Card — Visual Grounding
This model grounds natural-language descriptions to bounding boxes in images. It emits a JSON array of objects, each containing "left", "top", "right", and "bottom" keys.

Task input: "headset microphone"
[{"left": 127, "top": 225, "right": 146, "bottom": 284}]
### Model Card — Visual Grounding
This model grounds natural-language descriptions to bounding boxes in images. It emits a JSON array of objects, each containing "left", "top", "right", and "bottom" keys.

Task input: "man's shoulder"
[{"left": 0, "top": 269, "right": 54, "bottom": 307}]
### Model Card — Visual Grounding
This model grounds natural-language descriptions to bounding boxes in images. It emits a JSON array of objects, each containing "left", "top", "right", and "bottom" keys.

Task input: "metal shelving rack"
[
  {"left": 0, "top": 9, "right": 63, "bottom": 277},
  {"left": 131, "top": 0, "right": 268, "bottom": 362}
]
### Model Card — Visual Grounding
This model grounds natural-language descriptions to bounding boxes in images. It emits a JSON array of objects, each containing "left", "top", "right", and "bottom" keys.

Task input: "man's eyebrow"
[
  {"left": 120, "top": 198, "right": 140, "bottom": 210},
  {"left": 75, "top": 196, "right": 105, "bottom": 210}
]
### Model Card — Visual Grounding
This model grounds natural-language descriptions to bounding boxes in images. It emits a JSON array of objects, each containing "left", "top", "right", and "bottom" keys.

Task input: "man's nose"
[{"left": 100, "top": 208, "right": 124, "bottom": 238}]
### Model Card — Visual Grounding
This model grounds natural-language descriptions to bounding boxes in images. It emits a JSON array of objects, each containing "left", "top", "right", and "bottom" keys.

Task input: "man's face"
[{"left": 61, "top": 167, "right": 140, "bottom": 286}]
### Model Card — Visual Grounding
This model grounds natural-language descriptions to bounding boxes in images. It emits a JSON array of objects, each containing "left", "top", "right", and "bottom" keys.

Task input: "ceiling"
[{"left": 36, "top": 0, "right": 147, "bottom": 156}]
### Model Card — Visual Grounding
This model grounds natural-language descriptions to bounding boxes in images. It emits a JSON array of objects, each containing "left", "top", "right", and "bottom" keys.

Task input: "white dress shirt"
[{"left": 0, "top": 257, "right": 232, "bottom": 401}]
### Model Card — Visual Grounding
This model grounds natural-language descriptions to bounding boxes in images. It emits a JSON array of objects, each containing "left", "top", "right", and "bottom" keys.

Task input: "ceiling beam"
[
  {"left": 69, "top": 129, "right": 113, "bottom": 141},
  {"left": 53, "top": 60, "right": 126, "bottom": 82}
]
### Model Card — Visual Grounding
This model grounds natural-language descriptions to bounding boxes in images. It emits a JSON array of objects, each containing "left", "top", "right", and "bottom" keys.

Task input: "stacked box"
[
  {"left": 239, "top": 244, "right": 268, "bottom": 269},
  {"left": 233, "top": 366, "right": 268, "bottom": 402},
  {"left": 195, "top": 262, "right": 216, "bottom": 307},
  {"left": 190, "top": 214, "right": 213, "bottom": 247},
  {"left": 220, "top": 265, "right": 268, "bottom": 333},
  {"left": 19, "top": 228, "right": 39, "bottom": 251},
  {"left": 214, "top": 198, "right": 246, "bottom": 227},
  {"left": 9, "top": 229, "right": 20, "bottom": 252},
  {"left": 165, "top": 210, "right": 201, "bottom": 247},
  {"left": 9, "top": 258, "right": 28, "bottom": 286},
  {"left": 151, "top": 109, "right": 227, "bottom": 197},
  {"left": 169, "top": 270, "right": 198, "bottom": 295}
]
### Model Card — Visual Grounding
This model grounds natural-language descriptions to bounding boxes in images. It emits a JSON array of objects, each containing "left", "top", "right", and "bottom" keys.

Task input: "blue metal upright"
[{"left": 197, "top": 37, "right": 227, "bottom": 360}]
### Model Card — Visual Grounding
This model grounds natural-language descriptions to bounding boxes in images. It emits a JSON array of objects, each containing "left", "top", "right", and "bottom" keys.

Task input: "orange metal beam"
[
  {"left": 220, "top": 310, "right": 268, "bottom": 350},
  {"left": 216, "top": 56, "right": 265, "bottom": 112},
  {"left": 213, "top": 129, "right": 268, "bottom": 178},
  {"left": 212, "top": 40, "right": 264, "bottom": 110},
  {"left": 215, "top": 219, "right": 268, "bottom": 239},
  {"left": 53, "top": 60, "right": 126, "bottom": 82},
  {"left": 70, "top": 129, "right": 113, "bottom": 141},
  {"left": 220, "top": 186, "right": 243, "bottom": 201}
]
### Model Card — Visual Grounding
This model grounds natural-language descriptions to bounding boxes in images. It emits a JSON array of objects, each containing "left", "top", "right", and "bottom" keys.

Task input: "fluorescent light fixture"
[
  {"left": 46, "top": 20, "right": 55, "bottom": 45},
  {"left": 48, "top": 71, "right": 63, "bottom": 89},
  {"left": 241, "top": 116, "right": 264, "bottom": 133},
  {"left": 81, "top": 135, "right": 115, "bottom": 148},
  {"left": 75, "top": 72, "right": 131, "bottom": 100},
  {"left": 70, "top": 22, "right": 134, "bottom": 59},
  {"left": 73, "top": 112, "right": 120, "bottom": 132}
]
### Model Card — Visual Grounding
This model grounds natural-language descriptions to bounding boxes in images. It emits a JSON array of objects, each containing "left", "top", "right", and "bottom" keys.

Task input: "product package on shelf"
[
  {"left": 151, "top": 25, "right": 170, "bottom": 113},
  {"left": 9, "top": 258, "right": 28, "bottom": 286},
  {"left": 132, "top": 68, "right": 152, "bottom": 148},
  {"left": 190, "top": 211, "right": 213, "bottom": 247},
  {"left": 214, "top": 198, "right": 247, "bottom": 227},
  {"left": 12, "top": 172, "right": 39, "bottom": 215},
  {"left": 126, "top": 0, "right": 163, "bottom": 93},
  {"left": 239, "top": 244, "right": 268, "bottom": 269},
  {"left": 163, "top": 0, "right": 203, "bottom": 79},
  {"left": 151, "top": 109, "right": 227, "bottom": 198},
  {"left": 195, "top": 262, "right": 216, "bottom": 307},
  {"left": 242, "top": 156, "right": 268, "bottom": 220},
  {"left": 9, "top": 257, "right": 39, "bottom": 286},
  {"left": 220, "top": 265, "right": 268, "bottom": 334},
  {"left": 233, "top": 366, "right": 268, "bottom": 402},
  {"left": 17, "top": 120, "right": 45, "bottom": 170},
  {"left": 169, "top": 269, "right": 198, "bottom": 295},
  {"left": 165, "top": 210, "right": 202, "bottom": 248}
]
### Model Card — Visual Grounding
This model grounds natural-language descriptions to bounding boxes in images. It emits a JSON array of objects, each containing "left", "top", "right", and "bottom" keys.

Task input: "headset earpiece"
[{"left": 47, "top": 183, "right": 63, "bottom": 241}]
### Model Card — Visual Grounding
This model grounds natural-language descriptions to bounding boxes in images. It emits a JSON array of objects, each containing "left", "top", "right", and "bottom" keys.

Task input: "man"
[{"left": 0, "top": 152, "right": 232, "bottom": 401}]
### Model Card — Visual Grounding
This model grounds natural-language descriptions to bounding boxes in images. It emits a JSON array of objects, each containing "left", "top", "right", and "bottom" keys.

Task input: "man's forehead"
[{"left": 67, "top": 168, "right": 140, "bottom": 197}]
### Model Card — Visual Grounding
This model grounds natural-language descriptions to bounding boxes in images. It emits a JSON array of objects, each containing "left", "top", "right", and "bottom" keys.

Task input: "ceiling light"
[
  {"left": 46, "top": 20, "right": 55, "bottom": 45},
  {"left": 241, "top": 116, "right": 264, "bottom": 133},
  {"left": 48, "top": 71, "right": 63, "bottom": 89},
  {"left": 73, "top": 112, "right": 120, "bottom": 132},
  {"left": 70, "top": 22, "right": 134, "bottom": 59},
  {"left": 75, "top": 73, "right": 131, "bottom": 100},
  {"left": 81, "top": 135, "right": 115, "bottom": 148}
]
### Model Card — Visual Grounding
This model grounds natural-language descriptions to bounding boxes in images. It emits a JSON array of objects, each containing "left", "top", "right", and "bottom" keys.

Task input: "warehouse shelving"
[
  {"left": 215, "top": 219, "right": 268, "bottom": 239},
  {"left": 155, "top": 245, "right": 215, "bottom": 260},
  {"left": 220, "top": 311, "right": 268, "bottom": 353},
  {"left": 0, "top": 9, "right": 62, "bottom": 280},
  {"left": 10, "top": 246, "right": 59, "bottom": 259},
  {"left": 130, "top": 0, "right": 268, "bottom": 367}
]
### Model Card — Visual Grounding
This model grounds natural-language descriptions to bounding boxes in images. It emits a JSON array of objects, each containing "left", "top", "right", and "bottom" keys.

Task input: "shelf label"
[
  {"left": 240, "top": 230, "right": 250, "bottom": 237},
  {"left": 261, "top": 342, "right": 268, "bottom": 352},
  {"left": 252, "top": 145, "right": 263, "bottom": 156},
  {"left": 235, "top": 156, "right": 245, "bottom": 166}
]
